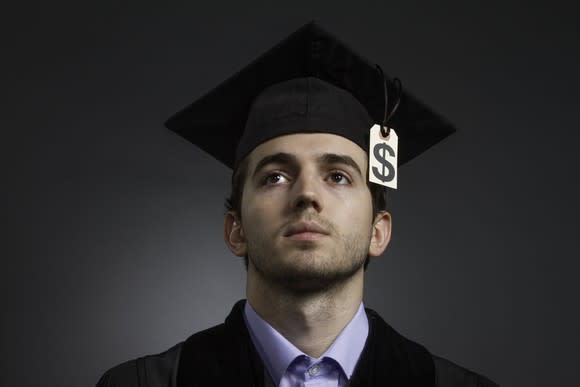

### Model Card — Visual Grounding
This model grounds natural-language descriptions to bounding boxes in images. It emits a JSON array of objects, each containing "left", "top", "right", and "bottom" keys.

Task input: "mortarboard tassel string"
[{"left": 375, "top": 64, "right": 402, "bottom": 137}]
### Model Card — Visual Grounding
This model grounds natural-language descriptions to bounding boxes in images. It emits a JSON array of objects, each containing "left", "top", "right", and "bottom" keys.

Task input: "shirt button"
[{"left": 308, "top": 364, "right": 320, "bottom": 376}]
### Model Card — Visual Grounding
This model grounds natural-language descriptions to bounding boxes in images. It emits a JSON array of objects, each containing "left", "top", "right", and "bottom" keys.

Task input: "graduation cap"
[{"left": 165, "top": 21, "right": 455, "bottom": 171}]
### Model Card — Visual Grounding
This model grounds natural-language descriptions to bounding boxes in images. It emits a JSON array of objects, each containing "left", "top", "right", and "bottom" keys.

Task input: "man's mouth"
[{"left": 283, "top": 221, "right": 330, "bottom": 241}]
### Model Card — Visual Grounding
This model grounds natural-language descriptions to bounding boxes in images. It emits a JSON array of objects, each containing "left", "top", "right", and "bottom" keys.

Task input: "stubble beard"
[{"left": 247, "top": 221, "right": 372, "bottom": 294}]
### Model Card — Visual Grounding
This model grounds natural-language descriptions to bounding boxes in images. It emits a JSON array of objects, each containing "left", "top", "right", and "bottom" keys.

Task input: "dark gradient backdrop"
[{"left": 2, "top": 1, "right": 579, "bottom": 386}]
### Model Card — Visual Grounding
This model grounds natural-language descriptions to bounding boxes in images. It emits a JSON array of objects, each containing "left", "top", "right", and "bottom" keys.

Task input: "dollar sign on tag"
[
  {"left": 372, "top": 143, "right": 396, "bottom": 182},
  {"left": 369, "top": 124, "right": 398, "bottom": 189}
]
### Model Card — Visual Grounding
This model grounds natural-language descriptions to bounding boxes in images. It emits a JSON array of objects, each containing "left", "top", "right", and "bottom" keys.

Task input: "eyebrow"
[{"left": 251, "top": 152, "right": 364, "bottom": 179}]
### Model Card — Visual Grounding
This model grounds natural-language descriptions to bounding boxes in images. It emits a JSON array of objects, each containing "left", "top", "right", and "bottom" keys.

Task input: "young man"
[{"left": 97, "top": 23, "right": 498, "bottom": 387}]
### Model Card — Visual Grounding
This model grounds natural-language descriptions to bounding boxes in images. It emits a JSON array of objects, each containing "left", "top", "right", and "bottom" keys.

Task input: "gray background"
[{"left": 2, "top": 1, "right": 579, "bottom": 386}]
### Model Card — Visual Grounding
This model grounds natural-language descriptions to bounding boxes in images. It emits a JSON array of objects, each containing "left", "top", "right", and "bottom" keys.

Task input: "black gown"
[{"left": 96, "top": 301, "right": 498, "bottom": 387}]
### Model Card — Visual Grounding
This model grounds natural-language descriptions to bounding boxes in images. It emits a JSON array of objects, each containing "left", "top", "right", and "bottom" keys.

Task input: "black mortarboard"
[{"left": 165, "top": 21, "right": 456, "bottom": 170}]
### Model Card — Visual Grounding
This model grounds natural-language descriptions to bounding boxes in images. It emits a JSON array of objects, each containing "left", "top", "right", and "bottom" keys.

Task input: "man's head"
[
  {"left": 223, "top": 133, "right": 392, "bottom": 292},
  {"left": 220, "top": 77, "right": 391, "bottom": 289}
]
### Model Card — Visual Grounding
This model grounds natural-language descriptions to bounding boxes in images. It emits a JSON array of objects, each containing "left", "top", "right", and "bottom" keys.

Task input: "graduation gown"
[{"left": 97, "top": 301, "right": 498, "bottom": 387}]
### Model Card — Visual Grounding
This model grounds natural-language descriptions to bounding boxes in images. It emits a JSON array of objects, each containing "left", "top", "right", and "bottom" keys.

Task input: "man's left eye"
[{"left": 327, "top": 172, "right": 351, "bottom": 185}]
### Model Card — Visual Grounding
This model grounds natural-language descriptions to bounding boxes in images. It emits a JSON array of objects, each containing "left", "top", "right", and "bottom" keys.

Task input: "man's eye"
[
  {"left": 327, "top": 172, "right": 351, "bottom": 185},
  {"left": 263, "top": 173, "right": 288, "bottom": 185}
]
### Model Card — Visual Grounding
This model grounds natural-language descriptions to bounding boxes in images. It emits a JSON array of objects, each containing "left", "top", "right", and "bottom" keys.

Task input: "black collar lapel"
[
  {"left": 347, "top": 308, "right": 436, "bottom": 387},
  {"left": 177, "top": 300, "right": 264, "bottom": 387}
]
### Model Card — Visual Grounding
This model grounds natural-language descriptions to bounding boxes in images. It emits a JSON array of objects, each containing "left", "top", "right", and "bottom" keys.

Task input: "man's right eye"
[{"left": 263, "top": 173, "right": 289, "bottom": 185}]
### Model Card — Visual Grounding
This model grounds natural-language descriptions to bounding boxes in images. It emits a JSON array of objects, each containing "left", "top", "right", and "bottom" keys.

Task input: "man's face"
[{"left": 231, "top": 133, "right": 382, "bottom": 292}]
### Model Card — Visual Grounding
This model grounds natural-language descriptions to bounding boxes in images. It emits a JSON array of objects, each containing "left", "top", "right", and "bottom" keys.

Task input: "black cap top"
[{"left": 165, "top": 21, "right": 456, "bottom": 170}]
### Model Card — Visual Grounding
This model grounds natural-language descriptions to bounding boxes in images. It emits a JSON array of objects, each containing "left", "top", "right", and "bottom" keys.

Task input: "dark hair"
[{"left": 225, "top": 157, "right": 388, "bottom": 269}]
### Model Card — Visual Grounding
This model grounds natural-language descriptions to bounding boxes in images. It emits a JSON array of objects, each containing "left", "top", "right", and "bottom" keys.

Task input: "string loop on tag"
[{"left": 375, "top": 64, "right": 402, "bottom": 138}]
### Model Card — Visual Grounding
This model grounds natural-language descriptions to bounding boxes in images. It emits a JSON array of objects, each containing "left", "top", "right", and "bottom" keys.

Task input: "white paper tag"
[{"left": 369, "top": 124, "right": 398, "bottom": 189}]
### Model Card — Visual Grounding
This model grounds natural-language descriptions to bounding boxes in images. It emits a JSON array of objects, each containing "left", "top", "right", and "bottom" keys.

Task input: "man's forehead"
[{"left": 246, "top": 133, "right": 368, "bottom": 169}]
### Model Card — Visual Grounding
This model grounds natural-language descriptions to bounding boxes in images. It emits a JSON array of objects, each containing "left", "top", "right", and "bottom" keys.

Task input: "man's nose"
[{"left": 290, "top": 173, "right": 323, "bottom": 213}]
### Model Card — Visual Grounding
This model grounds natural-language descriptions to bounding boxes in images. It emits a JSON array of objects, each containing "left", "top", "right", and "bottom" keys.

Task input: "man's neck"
[{"left": 246, "top": 268, "right": 364, "bottom": 358}]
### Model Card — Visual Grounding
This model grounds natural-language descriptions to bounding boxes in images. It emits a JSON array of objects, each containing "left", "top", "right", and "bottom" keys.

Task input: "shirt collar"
[{"left": 243, "top": 300, "right": 369, "bottom": 385}]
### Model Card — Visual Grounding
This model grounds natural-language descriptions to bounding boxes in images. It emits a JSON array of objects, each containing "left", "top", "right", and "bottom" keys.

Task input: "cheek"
[
  {"left": 331, "top": 190, "right": 374, "bottom": 225},
  {"left": 244, "top": 190, "right": 279, "bottom": 211},
  {"left": 241, "top": 195, "right": 281, "bottom": 233},
  {"left": 243, "top": 185, "right": 287, "bottom": 212}
]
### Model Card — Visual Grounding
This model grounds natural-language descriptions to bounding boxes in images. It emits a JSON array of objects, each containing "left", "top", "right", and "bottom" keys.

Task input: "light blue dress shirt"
[{"left": 243, "top": 301, "right": 369, "bottom": 387}]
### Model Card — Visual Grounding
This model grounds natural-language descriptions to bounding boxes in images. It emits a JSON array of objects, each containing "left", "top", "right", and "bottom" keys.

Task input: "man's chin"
[{"left": 247, "top": 245, "right": 368, "bottom": 293}]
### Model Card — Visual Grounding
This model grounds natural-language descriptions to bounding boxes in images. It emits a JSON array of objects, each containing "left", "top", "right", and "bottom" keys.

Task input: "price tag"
[{"left": 369, "top": 124, "right": 398, "bottom": 189}]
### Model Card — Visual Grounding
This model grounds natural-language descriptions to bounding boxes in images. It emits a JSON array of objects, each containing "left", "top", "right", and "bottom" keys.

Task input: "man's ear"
[
  {"left": 224, "top": 211, "right": 247, "bottom": 257},
  {"left": 368, "top": 211, "right": 392, "bottom": 257}
]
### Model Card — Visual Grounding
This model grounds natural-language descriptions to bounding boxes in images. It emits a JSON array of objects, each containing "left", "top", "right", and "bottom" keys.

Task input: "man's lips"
[{"left": 283, "top": 221, "right": 330, "bottom": 240}]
